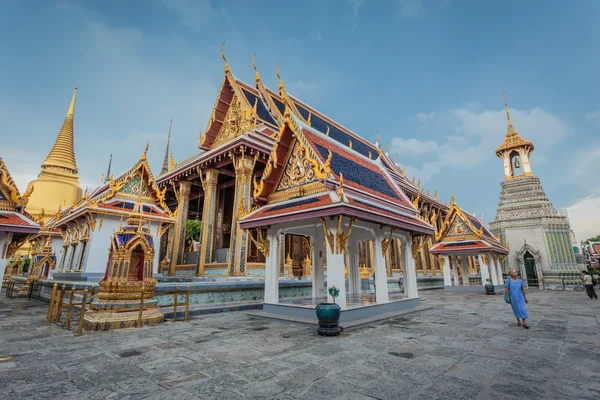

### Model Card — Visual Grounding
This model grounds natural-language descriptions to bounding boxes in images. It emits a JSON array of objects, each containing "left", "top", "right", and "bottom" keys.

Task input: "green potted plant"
[
  {"left": 315, "top": 285, "right": 341, "bottom": 336},
  {"left": 484, "top": 278, "right": 495, "bottom": 295}
]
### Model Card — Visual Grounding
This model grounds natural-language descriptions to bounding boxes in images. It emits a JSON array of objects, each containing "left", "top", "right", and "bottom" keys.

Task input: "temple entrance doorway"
[{"left": 524, "top": 251, "right": 538, "bottom": 287}]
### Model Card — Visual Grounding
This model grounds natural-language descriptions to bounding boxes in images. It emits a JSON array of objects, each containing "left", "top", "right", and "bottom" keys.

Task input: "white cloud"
[
  {"left": 391, "top": 138, "right": 438, "bottom": 155},
  {"left": 395, "top": 0, "right": 425, "bottom": 19},
  {"left": 394, "top": 105, "right": 570, "bottom": 182},
  {"left": 287, "top": 80, "right": 319, "bottom": 93},
  {"left": 161, "top": 0, "right": 218, "bottom": 31},
  {"left": 349, "top": 0, "right": 365, "bottom": 19},
  {"left": 585, "top": 110, "right": 600, "bottom": 128},
  {"left": 566, "top": 192, "right": 600, "bottom": 241}
]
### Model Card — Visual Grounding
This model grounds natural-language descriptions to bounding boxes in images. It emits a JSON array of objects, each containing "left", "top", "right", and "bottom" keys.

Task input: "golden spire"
[
  {"left": 503, "top": 90, "right": 515, "bottom": 136},
  {"left": 252, "top": 53, "right": 260, "bottom": 85},
  {"left": 42, "top": 87, "right": 78, "bottom": 174},
  {"left": 160, "top": 119, "right": 172, "bottom": 175},
  {"left": 142, "top": 141, "right": 149, "bottom": 161},
  {"left": 276, "top": 62, "right": 283, "bottom": 95},
  {"left": 220, "top": 42, "right": 229, "bottom": 74}
]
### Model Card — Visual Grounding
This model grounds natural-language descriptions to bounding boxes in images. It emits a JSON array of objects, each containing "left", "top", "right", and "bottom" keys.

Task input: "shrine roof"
[
  {"left": 301, "top": 127, "right": 413, "bottom": 209},
  {"left": 239, "top": 191, "right": 433, "bottom": 235},
  {"left": 0, "top": 210, "right": 40, "bottom": 233},
  {"left": 429, "top": 239, "right": 507, "bottom": 254}
]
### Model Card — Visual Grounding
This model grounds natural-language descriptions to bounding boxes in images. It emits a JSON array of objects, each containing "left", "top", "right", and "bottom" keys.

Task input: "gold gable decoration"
[
  {"left": 212, "top": 96, "right": 255, "bottom": 148},
  {"left": 446, "top": 216, "right": 472, "bottom": 237},
  {"left": 274, "top": 140, "right": 319, "bottom": 192}
]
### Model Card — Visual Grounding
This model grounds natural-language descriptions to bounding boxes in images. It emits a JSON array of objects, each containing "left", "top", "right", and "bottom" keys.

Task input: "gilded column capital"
[{"left": 179, "top": 180, "right": 191, "bottom": 197}]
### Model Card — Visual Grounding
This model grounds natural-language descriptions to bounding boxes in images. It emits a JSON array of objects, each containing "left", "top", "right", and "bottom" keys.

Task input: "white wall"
[{"left": 505, "top": 226, "right": 550, "bottom": 272}]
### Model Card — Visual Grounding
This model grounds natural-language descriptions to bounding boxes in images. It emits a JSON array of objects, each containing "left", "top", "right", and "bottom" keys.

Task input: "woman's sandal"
[
  {"left": 523, "top": 323, "right": 529, "bottom": 329},
  {"left": 516, "top": 322, "right": 521, "bottom": 326}
]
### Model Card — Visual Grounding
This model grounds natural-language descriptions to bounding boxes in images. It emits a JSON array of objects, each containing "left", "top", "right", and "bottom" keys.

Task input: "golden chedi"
[
  {"left": 83, "top": 201, "right": 164, "bottom": 330},
  {"left": 25, "top": 87, "right": 82, "bottom": 224}
]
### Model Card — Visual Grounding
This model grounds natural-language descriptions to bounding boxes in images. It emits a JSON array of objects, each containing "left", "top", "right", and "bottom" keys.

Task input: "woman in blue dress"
[{"left": 505, "top": 269, "right": 529, "bottom": 329}]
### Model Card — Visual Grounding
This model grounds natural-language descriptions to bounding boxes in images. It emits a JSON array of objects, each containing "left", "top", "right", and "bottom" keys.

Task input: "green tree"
[
  {"left": 584, "top": 235, "right": 600, "bottom": 243},
  {"left": 186, "top": 220, "right": 202, "bottom": 250}
]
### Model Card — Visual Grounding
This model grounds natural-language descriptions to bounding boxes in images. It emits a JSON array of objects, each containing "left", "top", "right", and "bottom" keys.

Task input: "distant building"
[{"left": 490, "top": 93, "right": 579, "bottom": 286}]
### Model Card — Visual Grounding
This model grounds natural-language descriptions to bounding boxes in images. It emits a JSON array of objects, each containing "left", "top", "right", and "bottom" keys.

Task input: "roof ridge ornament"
[
  {"left": 220, "top": 42, "right": 229, "bottom": 74},
  {"left": 503, "top": 90, "right": 515, "bottom": 136},
  {"left": 252, "top": 53, "right": 260, "bottom": 85}
]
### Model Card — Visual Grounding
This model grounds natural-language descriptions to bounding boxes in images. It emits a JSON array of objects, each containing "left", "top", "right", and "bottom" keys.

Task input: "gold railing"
[{"left": 46, "top": 283, "right": 96, "bottom": 336}]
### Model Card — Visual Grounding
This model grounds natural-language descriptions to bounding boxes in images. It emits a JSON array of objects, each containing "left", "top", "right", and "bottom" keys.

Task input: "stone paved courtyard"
[{"left": 1, "top": 289, "right": 599, "bottom": 399}]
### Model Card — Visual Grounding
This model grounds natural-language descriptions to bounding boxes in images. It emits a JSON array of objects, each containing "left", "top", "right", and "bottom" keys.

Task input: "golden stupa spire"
[
  {"left": 160, "top": 119, "right": 172, "bottom": 175},
  {"left": 42, "top": 87, "right": 78, "bottom": 174},
  {"left": 503, "top": 90, "right": 516, "bottom": 136}
]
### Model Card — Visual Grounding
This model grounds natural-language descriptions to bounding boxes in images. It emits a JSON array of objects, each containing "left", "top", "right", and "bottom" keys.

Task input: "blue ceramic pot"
[
  {"left": 485, "top": 283, "right": 495, "bottom": 295},
  {"left": 315, "top": 303, "right": 341, "bottom": 336}
]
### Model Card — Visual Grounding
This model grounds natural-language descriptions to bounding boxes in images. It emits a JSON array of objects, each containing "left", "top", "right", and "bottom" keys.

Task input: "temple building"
[
  {"left": 44, "top": 148, "right": 174, "bottom": 281},
  {"left": 155, "top": 50, "right": 451, "bottom": 279},
  {"left": 430, "top": 199, "right": 508, "bottom": 290},
  {"left": 0, "top": 158, "right": 39, "bottom": 278},
  {"left": 489, "top": 93, "right": 579, "bottom": 286},
  {"left": 25, "top": 87, "right": 82, "bottom": 223}
]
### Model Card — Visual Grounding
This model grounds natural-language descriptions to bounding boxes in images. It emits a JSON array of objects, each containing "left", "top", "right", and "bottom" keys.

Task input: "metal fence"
[{"left": 46, "top": 283, "right": 95, "bottom": 336}]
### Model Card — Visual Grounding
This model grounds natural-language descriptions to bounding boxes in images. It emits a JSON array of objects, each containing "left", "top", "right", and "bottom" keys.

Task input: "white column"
[
  {"left": 460, "top": 255, "right": 469, "bottom": 285},
  {"left": 451, "top": 255, "right": 459, "bottom": 285},
  {"left": 401, "top": 234, "right": 419, "bottom": 298},
  {"left": 488, "top": 258, "right": 499, "bottom": 285},
  {"left": 478, "top": 254, "right": 491, "bottom": 286},
  {"left": 312, "top": 227, "right": 325, "bottom": 302},
  {"left": 325, "top": 226, "right": 347, "bottom": 309},
  {"left": 264, "top": 229, "right": 279, "bottom": 304},
  {"left": 347, "top": 239, "right": 360, "bottom": 297},
  {"left": 442, "top": 255, "right": 452, "bottom": 286},
  {"left": 372, "top": 234, "right": 389, "bottom": 304},
  {"left": 0, "top": 232, "right": 7, "bottom": 279},
  {"left": 495, "top": 258, "right": 504, "bottom": 285}
]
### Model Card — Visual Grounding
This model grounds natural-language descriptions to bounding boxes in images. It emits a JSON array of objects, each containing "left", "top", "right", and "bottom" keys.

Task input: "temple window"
[{"left": 77, "top": 241, "right": 88, "bottom": 271}]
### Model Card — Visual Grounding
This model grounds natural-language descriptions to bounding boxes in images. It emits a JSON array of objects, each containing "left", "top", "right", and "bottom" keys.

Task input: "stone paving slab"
[{"left": 0, "top": 290, "right": 599, "bottom": 399}]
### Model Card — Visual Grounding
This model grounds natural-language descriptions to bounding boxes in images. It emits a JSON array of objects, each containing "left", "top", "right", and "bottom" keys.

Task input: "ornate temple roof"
[
  {"left": 52, "top": 148, "right": 174, "bottom": 226},
  {"left": 0, "top": 158, "right": 39, "bottom": 233},
  {"left": 42, "top": 87, "right": 79, "bottom": 174},
  {"left": 429, "top": 201, "right": 508, "bottom": 255},
  {"left": 239, "top": 111, "right": 434, "bottom": 235},
  {"left": 495, "top": 92, "right": 534, "bottom": 157}
]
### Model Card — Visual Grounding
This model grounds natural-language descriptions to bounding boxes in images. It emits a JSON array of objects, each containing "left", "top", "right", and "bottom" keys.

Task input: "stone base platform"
[
  {"left": 249, "top": 297, "right": 427, "bottom": 330},
  {"left": 444, "top": 284, "right": 503, "bottom": 294},
  {"left": 84, "top": 299, "right": 164, "bottom": 330}
]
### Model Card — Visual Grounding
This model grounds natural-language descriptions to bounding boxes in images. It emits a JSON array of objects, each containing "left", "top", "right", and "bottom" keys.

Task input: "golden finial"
[
  {"left": 307, "top": 112, "right": 312, "bottom": 126},
  {"left": 503, "top": 90, "right": 515, "bottom": 134},
  {"left": 325, "top": 126, "right": 330, "bottom": 136},
  {"left": 220, "top": 42, "right": 229, "bottom": 74},
  {"left": 276, "top": 62, "right": 283, "bottom": 94},
  {"left": 348, "top": 140, "right": 352, "bottom": 149},
  {"left": 434, "top": 189, "right": 438, "bottom": 200},
  {"left": 417, "top": 179, "right": 421, "bottom": 190},
  {"left": 100, "top": 173, "right": 104, "bottom": 183},
  {"left": 252, "top": 53, "right": 260, "bottom": 84},
  {"left": 412, "top": 176, "right": 415, "bottom": 184},
  {"left": 337, "top": 173, "right": 345, "bottom": 200},
  {"left": 142, "top": 141, "right": 149, "bottom": 161},
  {"left": 450, "top": 192, "right": 455, "bottom": 206},
  {"left": 412, "top": 192, "right": 420, "bottom": 208},
  {"left": 473, "top": 205, "right": 477, "bottom": 215},
  {"left": 401, "top": 167, "right": 406, "bottom": 177},
  {"left": 376, "top": 130, "right": 380, "bottom": 145},
  {"left": 169, "top": 154, "right": 175, "bottom": 170}
]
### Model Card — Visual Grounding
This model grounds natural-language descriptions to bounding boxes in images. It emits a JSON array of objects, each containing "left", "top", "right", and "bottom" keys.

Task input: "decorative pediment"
[
  {"left": 273, "top": 140, "right": 320, "bottom": 194},
  {"left": 446, "top": 215, "right": 474, "bottom": 237},
  {"left": 117, "top": 174, "right": 152, "bottom": 199},
  {"left": 212, "top": 95, "right": 254, "bottom": 148}
]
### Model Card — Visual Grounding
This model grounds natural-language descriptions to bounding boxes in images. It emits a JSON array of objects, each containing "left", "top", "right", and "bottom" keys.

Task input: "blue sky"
[{"left": 1, "top": 0, "right": 599, "bottom": 239}]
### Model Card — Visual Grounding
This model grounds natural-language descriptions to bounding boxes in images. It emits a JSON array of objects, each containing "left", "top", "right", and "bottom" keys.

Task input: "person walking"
[
  {"left": 582, "top": 270, "right": 598, "bottom": 300},
  {"left": 398, "top": 272, "right": 404, "bottom": 292},
  {"left": 505, "top": 270, "right": 529, "bottom": 329}
]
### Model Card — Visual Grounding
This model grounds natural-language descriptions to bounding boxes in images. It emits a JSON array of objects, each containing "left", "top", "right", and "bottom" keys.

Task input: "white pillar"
[
  {"left": 264, "top": 230, "right": 279, "bottom": 304},
  {"left": 488, "top": 258, "right": 499, "bottom": 285},
  {"left": 312, "top": 227, "right": 325, "bottom": 302},
  {"left": 460, "top": 255, "right": 469, "bottom": 286},
  {"left": 495, "top": 258, "right": 504, "bottom": 285},
  {"left": 401, "top": 234, "right": 419, "bottom": 298},
  {"left": 0, "top": 232, "right": 7, "bottom": 279},
  {"left": 325, "top": 226, "right": 347, "bottom": 309},
  {"left": 478, "top": 254, "right": 491, "bottom": 286},
  {"left": 372, "top": 234, "right": 389, "bottom": 304},
  {"left": 442, "top": 255, "right": 452, "bottom": 286},
  {"left": 347, "top": 239, "right": 360, "bottom": 297},
  {"left": 451, "top": 255, "right": 459, "bottom": 285}
]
